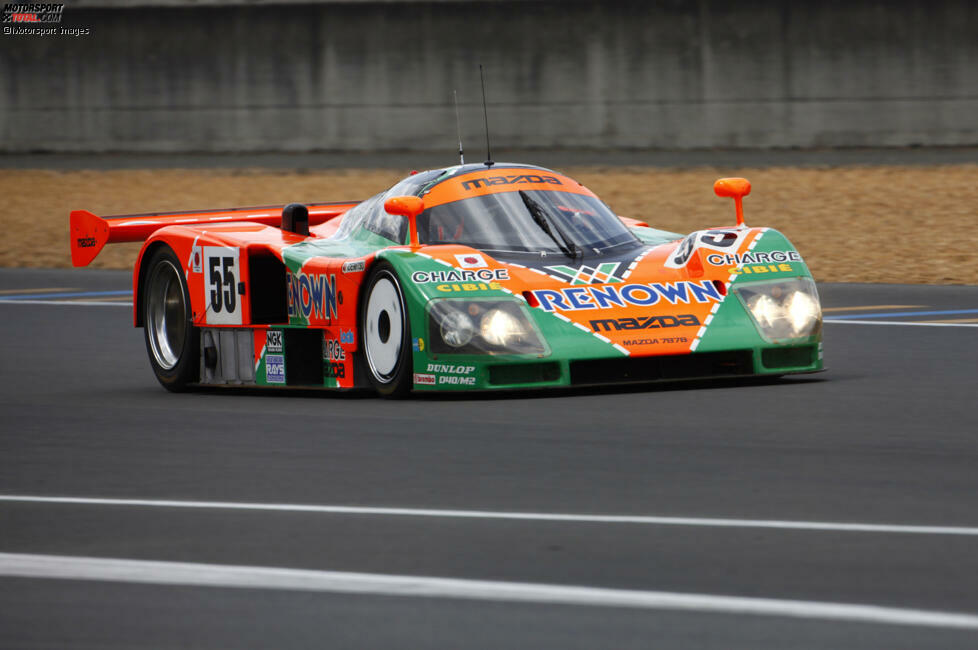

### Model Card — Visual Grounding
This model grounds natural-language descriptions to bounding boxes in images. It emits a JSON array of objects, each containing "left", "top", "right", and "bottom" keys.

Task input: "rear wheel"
[
  {"left": 143, "top": 246, "right": 199, "bottom": 391},
  {"left": 360, "top": 262, "right": 412, "bottom": 398}
]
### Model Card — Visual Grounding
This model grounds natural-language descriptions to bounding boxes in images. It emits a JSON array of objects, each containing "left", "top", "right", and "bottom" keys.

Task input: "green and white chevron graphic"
[{"left": 545, "top": 262, "right": 622, "bottom": 285}]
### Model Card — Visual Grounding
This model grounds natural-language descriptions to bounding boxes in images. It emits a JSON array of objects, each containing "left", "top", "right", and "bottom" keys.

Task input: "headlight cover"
[
  {"left": 734, "top": 277, "right": 822, "bottom": 343},
  {"left": 428, "top": 299, "right": 549, "bottom": 355}
]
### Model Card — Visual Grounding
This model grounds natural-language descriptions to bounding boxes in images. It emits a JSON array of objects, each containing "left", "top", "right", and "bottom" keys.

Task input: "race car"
[{"left": 70, "top": 162, "right": 823, "bottom": 397}]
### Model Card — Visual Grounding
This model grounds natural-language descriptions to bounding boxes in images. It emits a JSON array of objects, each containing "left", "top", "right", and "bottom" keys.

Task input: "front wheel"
[
  {"left": 360, "top": 262, "right": 412, "bottom": 398},
  {"left": 143, "top": 245, "right": 199, "bottom": 392}
]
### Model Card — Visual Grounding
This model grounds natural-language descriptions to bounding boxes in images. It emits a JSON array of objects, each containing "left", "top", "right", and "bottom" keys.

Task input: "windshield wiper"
[{"left": 519, "top": 191, "right": 581, "bottom": 260}]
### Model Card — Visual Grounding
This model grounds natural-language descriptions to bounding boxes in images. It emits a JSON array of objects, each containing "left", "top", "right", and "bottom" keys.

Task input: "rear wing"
[{"left": 69, "top": 201, "right": 359, "bottom": 267}]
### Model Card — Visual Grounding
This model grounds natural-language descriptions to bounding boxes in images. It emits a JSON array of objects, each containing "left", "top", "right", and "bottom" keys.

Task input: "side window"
[
  {"left": 364, "top": 195, "right": 408, "bottom": 243},
  {"left": 333, "top": 193, "right": 382, "bottom": 240}
]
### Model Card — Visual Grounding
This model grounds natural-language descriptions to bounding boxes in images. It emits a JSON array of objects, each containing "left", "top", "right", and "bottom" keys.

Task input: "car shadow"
[
  {"left": 167, "top": 373, "right": 827, "bottom": 402},
  {"left": 411, "top": 373, "right": 828, "bottom": 402}
]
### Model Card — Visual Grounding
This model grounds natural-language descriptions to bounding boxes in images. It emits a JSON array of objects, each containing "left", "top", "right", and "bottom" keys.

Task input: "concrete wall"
[{"left": 1, "top": 0, "right": 976, "bottom": 152}]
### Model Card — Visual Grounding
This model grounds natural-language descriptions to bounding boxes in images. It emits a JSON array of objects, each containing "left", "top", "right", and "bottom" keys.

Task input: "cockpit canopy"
[
  {"left": 418, "top": 189, "right": 639, "bottom": 258},
  {"left": 334, "top": 164, "right": 642, "bottom": 260}
]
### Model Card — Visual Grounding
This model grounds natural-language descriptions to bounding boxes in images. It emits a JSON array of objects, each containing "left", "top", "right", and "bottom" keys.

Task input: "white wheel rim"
[{"left": 364, "top": 274, "right": 404, "bottom": 382}]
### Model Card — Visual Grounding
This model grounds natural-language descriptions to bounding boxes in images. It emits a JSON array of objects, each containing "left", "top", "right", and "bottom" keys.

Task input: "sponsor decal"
[
  {"left": 266, "top": 330, "right": 283, "bottom": 353},
  {"left": 623, "top": 336, "right": 689, "bottom": 346},
  {"left": 413, "top": 373, "right": 436, "bottom": 386},
  {"left": 531, "top": 280, "right": 723, "bottom": 312},
  {"left": 323, "top": 337, "right": 346, "bottom": 362},
  {"left": 454, "top": 253, "right": 487, "bottom": 268},
  {"left": 412, "top": 269, "right": 509, "bottom": 284},
  {"left": 435, "top": 282, "right": 503, "bottom": 293},
  {"left": 590, "top": 313, "right": 700, "bottom": 332},
  {"left": 342, "top": 260, "right": 365, "bottom": 274},
  {"left": 412, "top": 337, "right": 425, "bottom": 352},
  {"left": 339, "top": 329, "right": 355, "bottom": 345},
  {"left": 738, "top": 263, "right": 794, "bottom": 275},
  {"left": 76, "top": 237, "right": 97, "bottom": 248},
  {"left": 461, "top": 174, "right": 563, "bottom": 191},
  {"left": 266, "top": 354, "right": 285, "bottom": 384},
  {"left": 666, "top": 230, "right": 750, "bottom": 269},
  {"left": 705, "top": 251, "right": 802, "bottom": 266},
  {"left": 427, "top": 363, "right": 475, "bottom": 375},
  {"left": 190, "top": 245, "right": 202, "bottom": 273},
  {"left": 439, "top": 375, "right": 476, "bottom": 386},
  {"left": 545, "top": 262, "right": 622, "bottom": 285},
  {"left": 324, "top": 362, "right": 345, "bottom": 379},
  {"left": 287, "top": 271, "right": 337, "bottom": 321},
  {"left": 205, "top": 247, "right": 242, "bottom": 325}
]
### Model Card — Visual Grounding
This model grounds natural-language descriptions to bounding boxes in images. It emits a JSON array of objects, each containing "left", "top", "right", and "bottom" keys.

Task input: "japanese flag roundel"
[{"left": 455, "top": 253, "right": 487, "bottom": 268}]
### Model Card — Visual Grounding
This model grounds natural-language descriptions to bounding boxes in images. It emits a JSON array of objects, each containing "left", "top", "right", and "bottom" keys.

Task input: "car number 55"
[{"left": 204, "top": 246, "right": 242, "bottom": 324}]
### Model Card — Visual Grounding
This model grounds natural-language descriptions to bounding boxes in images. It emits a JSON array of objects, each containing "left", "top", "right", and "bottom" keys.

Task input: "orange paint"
[
  {"left": 384, "top": 196, "right": 425, "bottom": 248},
  {"left": 421, "top": 169, "right": 595, "bottom": 208},
  {"left": 713, "top": 178, "right": 751, "bottom": 227}
]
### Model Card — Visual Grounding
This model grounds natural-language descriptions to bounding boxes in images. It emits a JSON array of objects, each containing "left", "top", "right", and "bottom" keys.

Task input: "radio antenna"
[
  {"left": 453, "top": 90, "right": 464, "bottom": 165},
  {"left": 479, "top": 64, "right": 493, "bottom": 168}
]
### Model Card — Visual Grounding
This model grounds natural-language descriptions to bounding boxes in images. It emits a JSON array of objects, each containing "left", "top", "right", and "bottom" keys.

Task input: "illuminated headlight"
[
  {"left": 480, "top": 308, "right": 526, "bottom": 346},
  {"left": 734, "top": 277, "right": 822, "bottom": 342},
  {"left": 428, "top": 299, "right": 548, "bottom": 355}
]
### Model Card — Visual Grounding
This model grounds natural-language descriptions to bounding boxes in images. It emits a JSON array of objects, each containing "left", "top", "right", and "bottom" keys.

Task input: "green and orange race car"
[{"left": 70, "top": 163, "right": 823, "bottom": 397}]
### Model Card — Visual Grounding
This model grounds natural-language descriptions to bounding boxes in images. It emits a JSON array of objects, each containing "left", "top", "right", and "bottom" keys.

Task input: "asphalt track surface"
[{"left": 1, "top": 268, "right": 977, "bottom": 649}]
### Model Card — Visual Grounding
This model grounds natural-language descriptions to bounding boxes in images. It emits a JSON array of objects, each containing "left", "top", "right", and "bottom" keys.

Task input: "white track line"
[
  {"left": 0, "top": 300, "right": 131, "bottom": 307},
  {"left": 2, "top": 495, "right": 977, "bottom": 536},
  {"left": 1, "top": 552, "right": 976, "bottom": 629},
  {"left": 824, "top": 320, "right": 978, "bottom": 328}
]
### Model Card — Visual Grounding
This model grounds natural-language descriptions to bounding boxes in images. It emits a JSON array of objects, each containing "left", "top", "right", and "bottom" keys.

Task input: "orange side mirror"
[
  {"left": 384, "top": 196, "right": 425, "bottom": 248},
  {"left": 713, "top": 178, "right": 751, "bottom": 227}
]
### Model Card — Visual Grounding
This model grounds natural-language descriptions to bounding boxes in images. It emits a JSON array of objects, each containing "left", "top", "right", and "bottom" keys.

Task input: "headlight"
[
  {"left": 480, "top": 308, "right": 525, "bottom": 346},
  {"left": 734, "top": 277, "right": 821, "bottom": 342},
  {"left": 428, "top": 299, "right": 548, "bottom": 355},
  {"left": 438, "top": 308, "right": 475, "bottom": 347},
  {"left": 750, "top": 294, "right": 780, "bottom": 329},
  {"left": 785, "top": 289, "right": 819, "bottom": 334}
]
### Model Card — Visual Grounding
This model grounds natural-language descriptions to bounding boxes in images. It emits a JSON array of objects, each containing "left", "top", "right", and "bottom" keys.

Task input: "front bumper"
[{"left": 410, "top": 342, "right": 823, "bottom": 391}]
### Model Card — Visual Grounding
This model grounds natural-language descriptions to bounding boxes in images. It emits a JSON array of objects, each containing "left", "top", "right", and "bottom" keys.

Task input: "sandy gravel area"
[{"left": 1, "top": 165, "right": 975, "bottom": 284}]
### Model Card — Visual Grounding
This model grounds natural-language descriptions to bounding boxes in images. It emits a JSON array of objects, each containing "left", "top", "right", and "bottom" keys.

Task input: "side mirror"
[
  {"left": 713, "top": 178, "right": 751, "bottom": 227},
  {"left": 384, "top": 196, "right": 425, "bottom": 248}
]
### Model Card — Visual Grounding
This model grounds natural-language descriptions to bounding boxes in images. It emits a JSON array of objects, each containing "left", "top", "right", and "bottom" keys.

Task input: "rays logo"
[
  {"left": 545, "top": 262, "right": 623, "bottom": 285},
  {"left": 287, "top": 272, "right": 337, "bottom": 321}
]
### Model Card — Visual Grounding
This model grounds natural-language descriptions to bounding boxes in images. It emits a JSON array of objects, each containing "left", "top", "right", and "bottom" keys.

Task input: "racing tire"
[
  {"left": 360, "top": 262, "right": 412, "bottom": 398},
  {"left": 143, "top": 245, "right": 199, "bottom": 392}
]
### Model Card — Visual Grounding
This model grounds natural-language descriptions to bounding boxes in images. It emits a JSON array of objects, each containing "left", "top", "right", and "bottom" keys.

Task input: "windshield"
[{"left": 417, "top": 190, "right": 641, "bottom": 257}]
